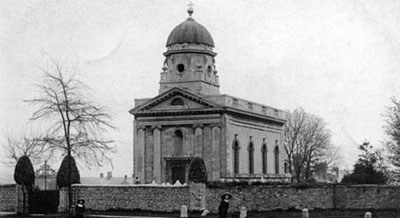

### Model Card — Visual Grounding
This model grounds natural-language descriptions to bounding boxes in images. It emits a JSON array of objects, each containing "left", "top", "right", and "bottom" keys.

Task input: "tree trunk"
[{"left": 22, "top": 186, "right": 26, "bottom": 215}]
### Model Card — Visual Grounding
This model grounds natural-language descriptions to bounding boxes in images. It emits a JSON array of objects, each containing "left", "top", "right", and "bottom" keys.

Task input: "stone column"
[
  {"left": 220, "top": 115, "right": 227, "bottom": 177},
  {"left": 211, "top": 125, "right": 221, "bottom": 180},
  {"left": 145, "top": 128, "right": 154, "bottom": 183},
  {"left": 203, "top": 125, "right": 212, "bottom": 180},
  {"left": 193, "top": 124, "right": 203, "bottom": 157},
  {"left": 137, "top": 126, "right": 145, "bottom": 183},
  {"left": 153, "top": 125, "right": 162, "bottom": 184}
]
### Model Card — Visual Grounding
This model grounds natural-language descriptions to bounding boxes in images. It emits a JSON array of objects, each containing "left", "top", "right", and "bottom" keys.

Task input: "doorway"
[{"left": 171, "top": 166, "right": 186, "bottom": 184}]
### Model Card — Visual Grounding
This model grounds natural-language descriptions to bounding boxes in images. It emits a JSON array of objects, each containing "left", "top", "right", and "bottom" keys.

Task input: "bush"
[
  {"left": 14, "top": 155, "right": 35, "bottom": 187},
  {"left": 340, "top": 143, "right": 389, "bottom": 185},
  {"left": 188, "top": 158, "right": 207, "bottom": 183},
  {"left": 57, "top": 155, "right": 80, "bottom": 188}
]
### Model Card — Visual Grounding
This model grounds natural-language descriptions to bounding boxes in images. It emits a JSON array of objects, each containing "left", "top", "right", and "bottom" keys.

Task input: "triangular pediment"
[{"left": 130, "top": 88, "right": 221, "bottom": 115}]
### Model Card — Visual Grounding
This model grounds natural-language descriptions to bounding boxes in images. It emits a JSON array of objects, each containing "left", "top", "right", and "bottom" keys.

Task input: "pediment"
[{"left": 130, "top": 88, "right": 221, "bottom": 115}]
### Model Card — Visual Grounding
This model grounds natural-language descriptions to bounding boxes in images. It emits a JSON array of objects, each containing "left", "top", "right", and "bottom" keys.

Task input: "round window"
[{"left": 177, "top": 64, "right": 185, "bottom": 73}]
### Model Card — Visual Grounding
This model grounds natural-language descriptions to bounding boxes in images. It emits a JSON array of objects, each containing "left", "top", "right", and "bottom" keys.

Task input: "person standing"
[
  {"left": 75, "top": 199, "right": 85, "bottom": 218},
  {"left": 218, "top": 193, "right": 232, "bottom": 218}
]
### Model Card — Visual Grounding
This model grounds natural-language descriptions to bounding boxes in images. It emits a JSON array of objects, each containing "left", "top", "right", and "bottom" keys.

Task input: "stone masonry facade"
[
  {"left": 0, "top": 185, "right": 18, "bottom": 212},
  {"left": 206, "top": 185, "right": 400, "bottom": 212},
  {"left": 54, "top": 184, "right": 400, "bottom": 213},
  {"left": 70, "top": 185, "right": 191, "bottom": 212},
  {"left": 4, "top": 184, "right": 400, "bottom": 213}
]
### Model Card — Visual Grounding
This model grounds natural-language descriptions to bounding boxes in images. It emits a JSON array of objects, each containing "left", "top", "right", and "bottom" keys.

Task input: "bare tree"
[
  {"left": 283, "top": 108, "right": 307, "bottom": 179},
  {"left": 1, "top": 132, "right": 48, "bottom": 166},
  {"left": 26, "top": 59, "right": 115, "bottom": 214},
  {"left": 301, "top": 114, "right": 332, "bottom": 180},
  {"left": 26, "top": 60, "right": 115, "bottom": 166},
  {"left": 384, "top": 97, "right": 400, "bottom": 168},
  {"left": 284, "top": 108, "right": 339, "bottom": 182}
]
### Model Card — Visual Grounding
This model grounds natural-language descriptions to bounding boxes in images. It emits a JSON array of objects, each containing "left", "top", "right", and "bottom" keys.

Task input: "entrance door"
[
  {"left": 29, "top": 190, "right": 59, "bottom": 214},
  {"left": 171, "top": 166, "right": 185, "bottom": 184}
]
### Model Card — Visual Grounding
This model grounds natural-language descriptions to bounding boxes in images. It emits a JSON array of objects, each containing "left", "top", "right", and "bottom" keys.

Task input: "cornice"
[{"left": 163, "top": 48, "right": 217, "bottom": 57}]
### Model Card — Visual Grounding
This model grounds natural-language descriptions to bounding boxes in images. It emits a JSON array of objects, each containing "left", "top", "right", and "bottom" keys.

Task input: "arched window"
[
  {"left": 248, "top": 142, "right": 254, "bottom": 174},
  {"left": 274, "top": 142, "right": 280, "bottom": 174},
  {"left": 171, "top": 98, "right": 184, "bottom": 105},
  {"left": 262, "top": 143, "right": 268, "bottom": 174},
  {"left": 233, "top": 137, "right": 240, "bottom": 174},
  {"left": 173, "top": 130, "right": 183, "bottom": 156},
  {"left": 207, "top": 65, "right": 212, "bottom": 75},
  {"left": 284, "top": 162, "right": 289, "bottom": 174}
]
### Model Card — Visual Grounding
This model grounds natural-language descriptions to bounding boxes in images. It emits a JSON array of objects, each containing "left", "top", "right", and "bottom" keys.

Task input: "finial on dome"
[{"left": 187, "top": 1, "right": 194, "bottom": 16}]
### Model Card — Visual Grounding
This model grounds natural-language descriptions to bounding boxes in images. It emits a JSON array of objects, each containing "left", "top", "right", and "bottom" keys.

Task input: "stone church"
[{"left": 130, "top": 7, "right": 289, "bottom": 184}]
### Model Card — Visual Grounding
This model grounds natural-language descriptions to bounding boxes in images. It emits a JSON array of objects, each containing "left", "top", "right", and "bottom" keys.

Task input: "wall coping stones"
[{"left": 72, "top": 184, "right": 189, "bottom": 188}]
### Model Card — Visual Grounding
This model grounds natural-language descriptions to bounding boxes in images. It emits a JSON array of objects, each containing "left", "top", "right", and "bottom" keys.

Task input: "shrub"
[
  {"left": 57, "top": 155, "right": 80, "bottom": 188},
  {"left": 14, "top": 155, "right": 35, "bottom": 187},
  {"left": 188, "top": 158, "right": 207, "bottom": 183}
]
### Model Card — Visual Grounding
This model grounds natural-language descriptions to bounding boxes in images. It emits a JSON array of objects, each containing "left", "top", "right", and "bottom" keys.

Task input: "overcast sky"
[{"left": 1, "top": 0, "right": 400, "bottom": 184}]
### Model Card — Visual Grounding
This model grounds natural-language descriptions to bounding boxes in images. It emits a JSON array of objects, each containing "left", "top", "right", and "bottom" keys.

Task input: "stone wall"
[
  {"left": 0, "top": 184, "right": 17, "bottom": 212},
  {"left": 335, "top": 185, "right": 400, "bottom": 209},
  {"left": 69, "top": 184, "right": 191, "bottom": 212},
  {"left": 205, "top": 184, "right": 400, "bottom": 212},
  {"left": 189, "top": 183, "right": 206, "bottom": 211},
  {"left": 11, "top": 183, "right": 400, "bottom": 213}
]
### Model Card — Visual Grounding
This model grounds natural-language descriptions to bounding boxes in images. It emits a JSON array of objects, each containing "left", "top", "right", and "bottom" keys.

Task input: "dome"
[{"left": 166, "top": 17, "right": 214, "bottom": 47}]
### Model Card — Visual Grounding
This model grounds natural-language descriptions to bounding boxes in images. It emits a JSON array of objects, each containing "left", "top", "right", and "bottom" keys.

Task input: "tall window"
[
  {"left": 173, "top": 130, "right": 183, "bottom": 156},
  {"left": 233, "top": 136, "right": 240, "bottom": 174},
  {"left": 262, "top": 143, "right": 268, "bottom": 174},
  {"left": 248, "top": 142, "right": 254, "bottom": 174},
  {"left": 284, "top": 162, "right": 289, "bottom": 174},
  {"left": 274, "top": 141, "right": 280, "bottom": 174}
]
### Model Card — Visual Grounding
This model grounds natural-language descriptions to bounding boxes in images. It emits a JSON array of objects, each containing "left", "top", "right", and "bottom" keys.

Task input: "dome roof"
[{"left": 166, "top": 17, "right": 214, "bottom": 47}]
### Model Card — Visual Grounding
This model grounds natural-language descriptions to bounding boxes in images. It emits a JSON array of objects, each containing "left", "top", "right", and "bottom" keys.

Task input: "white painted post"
[
  {"left": 180, "top": 205, "right": 188, "bottom": 218},
  {"left": 364, "top": 212, "right": 372, "bottom": 218},
  {"left": 302, "top": 208, "right": 309, "bottom": 218},
  {"left": 201, "top": 209, "right": 209, "bottom": 217},
  {"left": 240, "top": 206, "right": 247, "bottom": 218}
]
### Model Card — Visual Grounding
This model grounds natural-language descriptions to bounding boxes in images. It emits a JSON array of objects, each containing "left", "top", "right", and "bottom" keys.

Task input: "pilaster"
[
  {"left": 145, "top": 127, "right": 154, "bottom": 183},
  {"left": 220, "top": 115, "right": 227, "bottom": 177},
  {"left": 137, "top": 126, "right": 145, "bottom": 183},
  {"left": 203, "top": 125, "right": 212, "bottom": 180},
  {"left": 211, "top": 124, "right": 221, "bottom": 180},
  {"left": 153, "top": 125, "right": 162, "bottom": 183}
]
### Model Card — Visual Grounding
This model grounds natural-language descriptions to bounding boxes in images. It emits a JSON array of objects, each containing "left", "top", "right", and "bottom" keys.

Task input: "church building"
[{"left": 130, "top": 7, "right": 289, "bottom": 184}]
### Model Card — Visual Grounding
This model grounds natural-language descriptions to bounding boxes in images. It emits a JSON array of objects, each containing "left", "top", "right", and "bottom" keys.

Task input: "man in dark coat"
[
  {"left": 76, "top": 199, "right": 85, "bottom": 218},
  {"left": 218, "top": 193, "right": 232, "bottom": 218}
]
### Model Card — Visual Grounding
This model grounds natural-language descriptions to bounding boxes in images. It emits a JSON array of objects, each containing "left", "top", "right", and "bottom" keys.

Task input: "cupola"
[{"left": 159, "top": 7, "right": 220, "bottom": 95}]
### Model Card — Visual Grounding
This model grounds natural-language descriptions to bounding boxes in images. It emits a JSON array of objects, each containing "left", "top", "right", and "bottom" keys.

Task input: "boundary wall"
[
  {"left": 0, "top": 184, "right": 19, "bottom": 212},
  {"left": 3, "top": 183, "right": 400, "bottom": 213},
  {"left": 205, "top": 184, "right": 400, "bottom": 212}
]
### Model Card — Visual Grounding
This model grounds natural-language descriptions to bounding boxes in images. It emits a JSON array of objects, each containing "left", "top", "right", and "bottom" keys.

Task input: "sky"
[{"left": 1, "top": 0, "right": 400, "bottom": 184}]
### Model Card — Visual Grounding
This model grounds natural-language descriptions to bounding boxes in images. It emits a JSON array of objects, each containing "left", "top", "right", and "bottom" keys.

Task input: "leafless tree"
[
  {"left": 384, "top": 97, "right": 400, "bottom": 168},
  {"left": 26, "top": 60, "right": 115, "bottom": 167},
  {"left": 284, "top": 108, "right": 340, "bottom": 182},
  {"left": 1, "top": 132, "right": 48, "bottom": 166},
  {"left": 26, "top": 59, "right": 115, "bottom": 214},
  {"left": 283, "top": 108, "right": 307, "bottom": 179}
]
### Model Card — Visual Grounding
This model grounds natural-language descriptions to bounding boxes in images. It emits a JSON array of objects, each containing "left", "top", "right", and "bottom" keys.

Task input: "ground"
[{"left": 1, "top": 209, "right": 399, "bottom": 218}]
